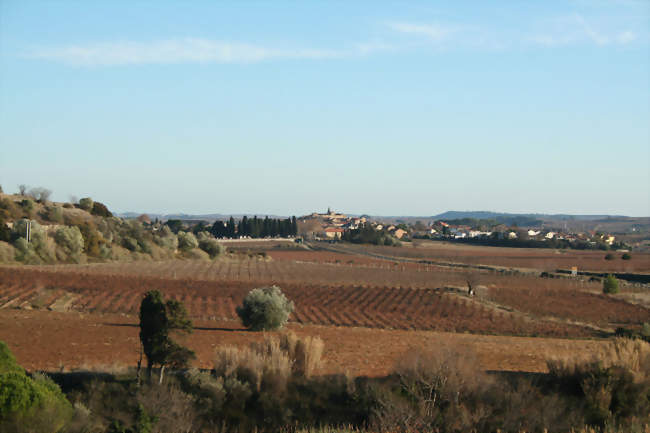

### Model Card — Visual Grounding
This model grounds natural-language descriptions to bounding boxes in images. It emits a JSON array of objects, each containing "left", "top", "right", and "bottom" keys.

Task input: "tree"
[
  {"left": 18, "top": 185, "right": 28, "bottom": 196},
  {"left": 27, "top": 187, "right": 52, "bottom": 203},
  {"left": 165, "top": 219, "right": 184, "bottom": 234},
  {"left": 236, "top": 286, "right": 294, "bottom": 331},
  {"left": 621, "top": 253, "right": 631, "bottom": 260},
  {"left": 139, "top": 291, "right": 195, "bottom": 383},
  {"left": 603, "top": 275, "right": 619, "bottom": 294}
]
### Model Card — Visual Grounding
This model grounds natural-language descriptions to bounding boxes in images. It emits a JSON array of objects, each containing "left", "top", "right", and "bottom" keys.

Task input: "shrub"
[
  {"left": 177, "top": 231, "right": 198, "bottom": 252},
  {"left": 198, "top": 238, "right": 224, "bottom": 258},
  {"left": 622, "top": 253, "right": 631, "bottom": 260},
  {"left": 604, "top": 253, "right": 614, "bottom": 260},
  {"left": 0, "top": 342, "right": 73, "bottom": 432},
  {"left": 277, "top": 332, "right": 324, "bottom": 378},
  {"left": 20, "top": 199, "right": 34, "bottom": 218},
  {"left": 53, "top": 226, "right": 84, "bottom": 261},
  {"left": 603, "top": 274, "right": 619, "bottom": 294},
  {"left": 546, "top": 338, "right": 650, "bottom": 426},
  {"left": 91, "top": 201, "right": 112, "bottom": 217},
  {"left": 236, "top": 286, "right": 294, "bottom": 331},
  {"left": 78, "top": 197, "right": 93, "bottom": 211},
  {"left": 43, "top": 206, "right": 63, "bottom": 223},
  {"left": 154, "top": 226, "right": 178, "bottom": 251},
  {"left": 13, "top": 238, "right": 40, "bottom": 264},
  {"left": 214, "top": 340, "right": 292, "bottom": 393}
]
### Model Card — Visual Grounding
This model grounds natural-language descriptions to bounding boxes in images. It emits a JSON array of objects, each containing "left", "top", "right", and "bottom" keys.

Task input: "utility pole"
[{"left": 26, "top": 220, "right": 32, "bottom": 243}]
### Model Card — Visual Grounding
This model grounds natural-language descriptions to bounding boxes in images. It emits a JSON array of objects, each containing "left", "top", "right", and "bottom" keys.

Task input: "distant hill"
[
  {"left": 117, "top": 212, "right": 289, "bottom": 222},
  {"left": 432, "top": 211, "right": 626, "bottom": 221}
]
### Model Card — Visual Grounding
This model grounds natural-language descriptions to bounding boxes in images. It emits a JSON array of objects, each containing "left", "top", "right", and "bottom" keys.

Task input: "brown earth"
[
  {"left": 0, "top": 309, "right": 608, "bottom": 377},
  {"left": 0, "top": 266, "right": 601, "bottom": 338},
  {"left": 337, "top": 240, "right": 650, "bottom": 273}
]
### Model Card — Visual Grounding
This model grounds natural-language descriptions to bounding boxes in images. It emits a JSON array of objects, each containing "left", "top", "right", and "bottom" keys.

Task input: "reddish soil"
[
  {"left": 0, "top": 309, "right": 608, "bottom": 377},
  {"left": 0, "top": 266, "right": 598, "bottom": 338},
  {"left": 488, "top": 286, "right": 650, "bottom": 327},
  {"left": 339, "top": 241, "right": 650, "bottom": 273}
]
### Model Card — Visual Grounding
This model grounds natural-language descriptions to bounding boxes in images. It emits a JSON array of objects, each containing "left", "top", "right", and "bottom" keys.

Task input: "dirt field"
[
  {"left": 335, "top": 240, "right": 650, "bottom": 272},
  {"left": 0, "top": 266, "right": 597, "bottom": 337},
  {"left": 1, "top": 245, "right": 647, "bottom": 379},
  {"left": 0, "top": 309, "right": 608, "bottom": 377}
]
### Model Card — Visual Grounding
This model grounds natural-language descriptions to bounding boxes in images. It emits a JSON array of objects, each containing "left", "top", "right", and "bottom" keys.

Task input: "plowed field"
[{"left": 0, "top": 266, "right": 596, "bottom": 337}]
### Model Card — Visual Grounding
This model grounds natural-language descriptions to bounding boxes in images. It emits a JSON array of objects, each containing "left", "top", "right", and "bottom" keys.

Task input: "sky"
[{"left": 0, "top": 0, "right": 649, "bottom": 217}]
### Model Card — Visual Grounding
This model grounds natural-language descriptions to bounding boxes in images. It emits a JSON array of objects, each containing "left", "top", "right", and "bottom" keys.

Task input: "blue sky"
[{"left": 1, "top": 1, "right": 648, "bottom": 216}]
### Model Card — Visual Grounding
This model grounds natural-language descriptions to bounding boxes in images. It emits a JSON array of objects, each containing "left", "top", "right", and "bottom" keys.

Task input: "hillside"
[{"left": 0, "top": 192, "right": 226, "bottom": 265}]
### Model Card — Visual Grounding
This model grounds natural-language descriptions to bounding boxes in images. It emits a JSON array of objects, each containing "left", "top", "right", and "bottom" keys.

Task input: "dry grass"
[
  {"left": 213, "top": 332, "right": 324, "bottom": 391},
  {"left": 547, "top": 337, "right": 650, "bottom": 383}
]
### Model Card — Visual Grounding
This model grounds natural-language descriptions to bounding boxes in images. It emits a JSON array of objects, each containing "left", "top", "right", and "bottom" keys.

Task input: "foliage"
[
  {"left": 0, "top": 342, "right": 73, "bottom": 432},
  {"left": 621, "top": 253, "right": 631, "bottom": 261},
  {"left": 605, "top": 253, "right": 615, "bottom": 260},
  {"left": 198, "top": 238, "right": 224, "bottom": 258},
  {"left": 43, "top": 205, "right": 64, "bottom": 223},
  {"left": 78, "top": 197, "right": 94, "bottom": 211},
  {"left": 603, "top": 275, "right": 619, "bottom": 294},
  {"left": 11, "top": 224, "right": 54, "bottom": 264},
  {"left": 164, "top": 219, "right": 184, "bottom": 234},
  {"left": 0, "top": 198, "right": 22, "bottom": 221},
  {"left": 91, "top": 201, "right": 113, "bottom": 217},
  {"left": 342, "top": 223, "right": 401, "bottom": 246},
  {"left": 211, "top": 215, "right": 298, "bottom": 238},
  {"left": 54, "top": 226, "right": 85, "bottom": 261},
  {"left": 177, "top": 231, "right": 198, "bottom": 252},
  {"left": 20, "top": 199, "right": 35, "bottom": 218},
  {"left": 236, "top": 286, "right": 295, "bottom": 331},
  {"left": 139, "top": 291, "right": 195, "bottom": 378}
]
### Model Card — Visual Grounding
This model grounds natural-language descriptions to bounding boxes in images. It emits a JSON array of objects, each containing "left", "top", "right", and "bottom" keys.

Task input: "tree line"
[{"left": 209, "top": 215, "right": 298, "bottom": 238}]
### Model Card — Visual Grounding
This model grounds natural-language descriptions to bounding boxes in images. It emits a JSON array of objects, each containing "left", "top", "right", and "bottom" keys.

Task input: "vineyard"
[
  {"left": 332, "top": 241, "right": 650, "bottom": 273},
  {"left": 1, "top": 263, "right": 633, "bottom": 338}
]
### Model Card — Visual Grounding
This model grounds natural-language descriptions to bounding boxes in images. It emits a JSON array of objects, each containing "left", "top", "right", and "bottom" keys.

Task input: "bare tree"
[
  {"left": 27, "top": 187, "right": 52, "bottom": 203},
  {"left": 18, "top": 184, "right": 28, "bottom": 195}
]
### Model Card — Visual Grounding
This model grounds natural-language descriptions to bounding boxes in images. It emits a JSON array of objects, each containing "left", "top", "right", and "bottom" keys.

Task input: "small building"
[
  {"left": 393, "top": 228, "right": 407, "bottom": 239},
  {"left": 323, "top": 227, "right": 344, "bottom": 239}
]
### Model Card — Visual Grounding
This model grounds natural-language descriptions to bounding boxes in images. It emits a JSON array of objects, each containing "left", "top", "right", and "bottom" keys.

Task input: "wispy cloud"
[
  {"left": 28, "top": 38, "right": 387, "bottom": 66},
  {"left": 529, "top": 14, "right": 639, "bottom": 47},
  {"left": 387, "top": 22, "right": 456, "bottom": 42}
]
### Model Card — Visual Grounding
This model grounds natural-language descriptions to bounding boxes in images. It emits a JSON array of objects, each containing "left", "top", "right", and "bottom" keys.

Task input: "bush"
[
  {"left": 177, "top": 231, "right": 198, "bottom": 252},
  {"left": 603, "top": 274, "right": 619, "bottom": 294},
  {"left": 91, "top": 201, "right": 112, "bottom": 217},
  {"left": 604, "top": 253, "right": 614, "bottom": 260},
  {"left": 53, "top": 226, "right": 84, "bottom": 261},
  {"left": 236, "top": 286, "right": 295, "bottom": 331},
  {"left": 43, "top": 206, "right": 63, "bottom": 223},
  {"left": 78, "top": 197, "right": 93, "bottom": 211},
  {"left": 622, "top": 253, "right": 631, "bottom": 260},
  {"left": 198, "top": 238, "right": 224, "bottom": 258},
  {"left": 0, "top": 342, "right": 73, "bottom": 432},
  {"left": 154, "top": 226, "right": 179, "bottom": 251}
]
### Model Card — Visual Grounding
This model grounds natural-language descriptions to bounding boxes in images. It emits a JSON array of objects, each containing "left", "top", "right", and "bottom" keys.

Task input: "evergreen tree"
[
  {"left": 227, "top": 217, "right": 236, "bottom": 237},
  {"left": 139, "top": 290, "right": 195, "bottom": 382},
  {"left": 291, "top": 216, "right": 298, "bottom": 236}
]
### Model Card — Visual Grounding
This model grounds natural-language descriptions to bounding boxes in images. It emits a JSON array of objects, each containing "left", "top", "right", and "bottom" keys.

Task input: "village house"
[{"left": 323, "top": 227, "right": 344, "bottom": 239}]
